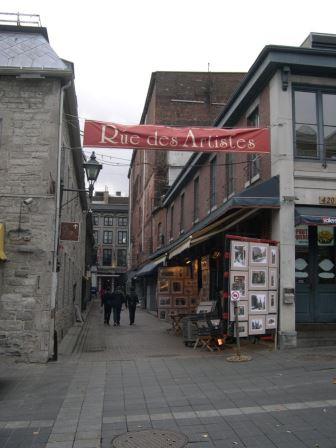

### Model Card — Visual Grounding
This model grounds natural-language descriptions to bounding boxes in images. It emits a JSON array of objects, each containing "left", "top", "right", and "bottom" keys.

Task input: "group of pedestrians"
[{"left": 101, "top": 285, "right": 139, "bottom": 326}]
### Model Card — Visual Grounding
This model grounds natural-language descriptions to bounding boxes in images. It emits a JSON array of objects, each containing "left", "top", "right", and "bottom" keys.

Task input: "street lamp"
[{"left": 83, "top": 151, "right": 103, "bottom": 199}]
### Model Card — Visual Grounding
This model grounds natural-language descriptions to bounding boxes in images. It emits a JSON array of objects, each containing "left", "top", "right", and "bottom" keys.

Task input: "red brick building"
[{"left": 130, "top": 34, "right": 336, "bottom": 348}]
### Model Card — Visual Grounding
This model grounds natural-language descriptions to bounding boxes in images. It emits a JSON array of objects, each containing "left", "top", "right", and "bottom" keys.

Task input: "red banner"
[{"left": 83, "top": 120, "right": 270, "bottom": 153}]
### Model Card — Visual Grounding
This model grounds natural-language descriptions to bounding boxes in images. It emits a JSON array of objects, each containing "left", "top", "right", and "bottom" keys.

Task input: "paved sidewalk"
[{"left": 0, "top": 300, "right": 336, "bottom": 447}]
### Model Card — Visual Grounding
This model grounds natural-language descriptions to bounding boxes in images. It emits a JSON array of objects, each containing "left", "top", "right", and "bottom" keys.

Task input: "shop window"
[
  {"left": 118, "top": 230, "right": 127, "bottom": 244},
  {"left": 246, "top": 107, "right": 260, "bottom": 182},
  {"left": 104, "top": 216, "right": 113, "bottom": 226},
  {"left": 103, "top": 249, "right": 112, "bottom": 266},
  {"left": 210, "top": 156, "right": 217, "bottom": 209},
  {"left": 294, "top": 88, "right": 336, "bottom": 161},
  {"left": 103, "top": 230, "right": 113, "bottom": 244},
  {"left": 193, "top": 177, "right": 199, "bottom": 221}
]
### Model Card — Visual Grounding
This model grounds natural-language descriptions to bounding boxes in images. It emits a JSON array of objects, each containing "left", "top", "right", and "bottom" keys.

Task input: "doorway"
[{"left": 295, "top": 225, "right": 336, "bottom": 323}]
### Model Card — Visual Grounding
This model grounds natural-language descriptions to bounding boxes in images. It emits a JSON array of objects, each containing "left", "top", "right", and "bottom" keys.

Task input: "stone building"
[
  {"left": 91, "top": 190, "right": 129, "bottom": 292},
  {"left": 0, "top": 21, "right": 90, "bottom": 361}
]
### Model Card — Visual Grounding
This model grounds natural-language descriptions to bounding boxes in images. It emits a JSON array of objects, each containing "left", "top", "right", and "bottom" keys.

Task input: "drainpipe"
[{"left": 50, "top": 79, "right": 72, "bottom": 361}]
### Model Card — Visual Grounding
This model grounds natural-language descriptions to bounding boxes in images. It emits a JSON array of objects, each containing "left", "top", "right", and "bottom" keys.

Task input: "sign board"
[
  {"left": 319, "top": 196, "right": 336, "bottom": 206},
  {"left": 60, "top": 222, "right": 80, "bottom": 242},
  {"left": 83, "top": 120, "right": 270, "bottom": 154},
  {"left": 231, "top": 290, "right": 241, "bottom": 302}
]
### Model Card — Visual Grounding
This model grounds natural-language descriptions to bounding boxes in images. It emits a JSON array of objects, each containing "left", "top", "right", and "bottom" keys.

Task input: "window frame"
[
  {"left": 104, "top": 216, "right": 113, "bottom": 226},
  {"left": 118, "top": 217, "right": 128, "bottom": 226},
  {"left": 117, "top": 248, "right": 127, "bottom": 266},
  {"left": 210, "top": 156, "right": 217, "bottom": 210},
  {"left": 246, "top": 107, "right": 261, "bottom": 183},
  {"left": 180, "top": 192, "right": 185, "bottom": 232},
  {"left": 103, "top": 230, "right": 113, "bottom": 244},
  {"left": 293, "top": 84, "right": 336, "bottom": 162},
  {"left": 102, "top": 248, "right": 112, "bottom": 266},
  {"left": 118, "top": 230, "right": 128, "bottom": 245},
  {"left": 93, "top": 215, "right": 99, "bottom": 226},
  {"left": 193, "top": 176, "right": 199, "bottom": 222}
]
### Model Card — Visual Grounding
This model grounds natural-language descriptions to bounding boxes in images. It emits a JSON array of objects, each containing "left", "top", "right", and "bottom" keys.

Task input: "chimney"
[
  {"left": 301, "top": 33, "right": 336, "bottom": 50},
  {"left": 103, "top": 186, "right": 109, "bottom": 204},
  {"left": 116, "top": 191, "right": 121, "bottom": 197}
]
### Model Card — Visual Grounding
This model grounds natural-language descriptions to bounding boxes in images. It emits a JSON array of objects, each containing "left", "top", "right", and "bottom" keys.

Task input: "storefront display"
[
  {"left": 157, "top": 266, "right": 199, "bottom": 320},
  {"left": 228, "top": 237, "right": 279, "bottom": 338}
]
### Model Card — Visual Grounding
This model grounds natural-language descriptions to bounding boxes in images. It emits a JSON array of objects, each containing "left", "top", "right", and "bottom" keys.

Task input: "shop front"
[{"left": 295, "top": 206, "right": 336, "bottom": 323}]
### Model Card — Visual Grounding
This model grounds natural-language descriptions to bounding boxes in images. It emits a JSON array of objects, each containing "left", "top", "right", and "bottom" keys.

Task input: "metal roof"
[{"left": 0, "top": 29, "right": 68, "bottom": 71}]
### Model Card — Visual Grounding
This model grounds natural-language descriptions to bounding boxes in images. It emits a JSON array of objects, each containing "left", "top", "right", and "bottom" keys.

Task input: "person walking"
[
  {"left": 126, "top": 287, "right": 139, "bottom": 325},
  {"left": 111, "top": 286, "right": 125, "bottom": 326},
  {"left": 101, "top": 287, "right": 113, "bottom": 325}
]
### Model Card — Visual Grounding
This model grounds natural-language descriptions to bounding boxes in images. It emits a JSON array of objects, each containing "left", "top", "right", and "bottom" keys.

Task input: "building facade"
[
  {"left": 91, "top": 190, "right": 129, "bottom": 292},
  {"left": 129, "top": 34, "right": 336, "bottom": 348},
  {"left": 0, "top": 22, "right": 91, "bottom": 361},
  {"left": 128, "top": 71, "right": 245, "bottom": 307}
]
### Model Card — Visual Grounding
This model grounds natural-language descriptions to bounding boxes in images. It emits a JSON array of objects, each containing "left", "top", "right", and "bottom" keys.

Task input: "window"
[
  {"left": 117, "top": 249, "right": 127, "bottom": 266},
  {"left": 246, "top": 107, "right": 260, "bottom": 181},
  {"left": 294, "top": 88, "right": 336, "bottom": 160},
  {"left": 193, "top": 177, "right": 199, "bottom": 221},
  {"left": 103, "top": 249, "right": 112, "bottom": 266},
  {"left": 158, "top": 222, "right": 164, "bottom": 246},
  {"left": 118, "top": 231, "right": 127, "bottom": 244},
  {"left": 104, "top": 216, "right": 113, "bottom": 226},
  {"left": 225, "top": 154, "right": 234, "bottom": 197},
  {"left": 210, "top": 156, "right": 217, "bottom": 209},
  {"left": 180, "top": 193, "right": 185, "bottom": 231},
  {"left": 93, "top": 230, "right": 99, "bottom": 243},
  {"left": 103, "top": 231, "right": 113, "bottom": 244},
  {"left": 118, "top": 217, "right": 128, "bottom": 226},
  {"left": 170, "top": 204, "right": 174, "bottom": 239},
  {"left": 93, "top": 215, "right": 99, "bottom": 226}
]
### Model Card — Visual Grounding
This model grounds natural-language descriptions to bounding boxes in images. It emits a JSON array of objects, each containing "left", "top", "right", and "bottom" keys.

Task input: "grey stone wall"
[{"left": 0, "top": 77, "right": 86, "bottom": 362}]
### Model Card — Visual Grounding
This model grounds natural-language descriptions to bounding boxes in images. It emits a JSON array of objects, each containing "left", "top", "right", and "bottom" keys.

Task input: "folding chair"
[{"left": 193, "top": 320, "right": 215, "bottom": 351}]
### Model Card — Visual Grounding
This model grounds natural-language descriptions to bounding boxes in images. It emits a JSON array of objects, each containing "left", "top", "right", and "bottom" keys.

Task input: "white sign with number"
[{"left": 231, "top": 290, "right": 241, "bottom": 302}]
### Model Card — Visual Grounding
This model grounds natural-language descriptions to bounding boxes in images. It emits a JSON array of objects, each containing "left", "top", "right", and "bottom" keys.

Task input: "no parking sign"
[{"left": 231, "top": 290, "right": 241, "bottom": 302}]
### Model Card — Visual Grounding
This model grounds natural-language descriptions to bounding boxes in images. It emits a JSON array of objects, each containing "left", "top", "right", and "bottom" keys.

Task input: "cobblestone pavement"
[{"left": 1, "top": 299, "right": 336, "bottom": 447}]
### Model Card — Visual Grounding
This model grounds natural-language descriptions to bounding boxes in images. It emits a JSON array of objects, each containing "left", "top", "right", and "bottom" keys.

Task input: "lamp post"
[{"left": 83, "top": 151, "right": 103, "bottom": 199}]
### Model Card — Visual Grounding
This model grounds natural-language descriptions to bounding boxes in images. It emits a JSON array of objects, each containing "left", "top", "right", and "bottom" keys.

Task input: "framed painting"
[
  {"left": 171, "top": 280, "right": 183, "bottom": 294},
  {"left": 196, "top": 301, "right": 214, "bottom": 314},
  {"left": 269, "top": 246, "right": 279, "bottom": 267},
  {"left": 158, "top": 279, "right": 170, "bottom": 294},
  {"left": 158, "top": 267, "right": 177, "bottom": 279},
  {"left": 230, "top": 301, "right": 248, "bottom": 321},
  {"left": 230, "top": 271, "right": 248, "bottom": 299},
  {"left": 189, "top": 297, "right": 199, "bottom": 308},
  {"left": 249, "top": 315, "right": 266, "bottom": 335},
  {"left": 184, "top": 286, "right": 195, "bottom": 296},
  {"left": 158, "top": 296, "right": 171, "bottom": 308},
  {"left": 230, "top": 240, "right": 249, "bottom": 270},
  {"left": 265, "top": 314, "right": 277, "bottom": 330},
  {"left": 250, "top": 243, "right": 269, "bottom": 266},
  {"left": 268, "top": 291, "right": 278, "bottom": 313},
  {"left": 248, "top": 292, "right": 268, "bottom": 314},
  {"left": 174, "top": 297, "right": 187, "bottom": 308},
  {"left": 234, "top": 321, "right": 248, "bottom": 337},
  {"left": 269, "top": 268, "right": 278, "bottom": 290},
  {"left": 159, "top": 310, "right": 167, "bottom": 320},
  {"left": 249, "top": 268, "right": 268, "bottom": 290}
]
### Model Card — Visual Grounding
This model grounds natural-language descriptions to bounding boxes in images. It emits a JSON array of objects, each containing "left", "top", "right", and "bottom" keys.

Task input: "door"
[{"left": 296, "top": 225, "right": 336, "bottom": 323}]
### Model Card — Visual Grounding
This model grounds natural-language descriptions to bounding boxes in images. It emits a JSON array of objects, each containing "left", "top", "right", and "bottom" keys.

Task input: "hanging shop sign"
[
  {"left": 60, "top": 222, "right": 80, "bottom": 242},
  {"left": 83, "top": 120, "right": 270, "bottom": 154}
]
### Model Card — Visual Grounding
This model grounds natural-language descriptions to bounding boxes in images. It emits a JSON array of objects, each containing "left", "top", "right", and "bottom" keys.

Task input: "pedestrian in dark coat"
[
  {"left": 125, "top": 288, "right": 139, "bottom": 325},
  {"left": 101, "top": 288, "right": 113, "bottom": 325},
  {"left": 111, "top": 286, "right": 125, "bottom": 326}
]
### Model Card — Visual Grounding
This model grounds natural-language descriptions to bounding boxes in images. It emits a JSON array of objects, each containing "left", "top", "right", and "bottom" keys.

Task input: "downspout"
[{"left": 50, "top": 79, "right": 72, "bottom": 361}]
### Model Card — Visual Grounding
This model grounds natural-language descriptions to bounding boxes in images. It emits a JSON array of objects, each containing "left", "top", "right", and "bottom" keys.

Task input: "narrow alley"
[{"left": 0, "top": 301, "right": 336, "bottom": 448}]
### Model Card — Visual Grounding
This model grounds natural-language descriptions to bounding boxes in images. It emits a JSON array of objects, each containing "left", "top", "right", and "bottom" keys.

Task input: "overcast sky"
[{"left": 2, "top": 0, "right": 336, "bottom": 195}]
